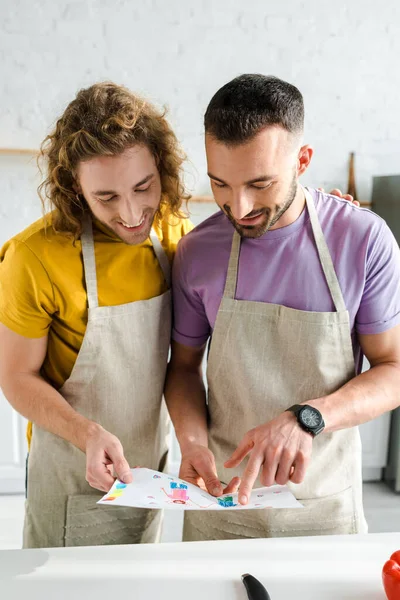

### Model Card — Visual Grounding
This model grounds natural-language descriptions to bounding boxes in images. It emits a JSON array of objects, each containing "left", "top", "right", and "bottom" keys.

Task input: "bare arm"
[
  {"left": 164, "top": 341, "right": 239, "bottom": 496},
  {"left": 0, "top": 323, "right": 132, "bottom": 490},
  {"left": 307, "top": 324, "right": 400, "bottom": 430},
  {"left": 0, "top": 323, "right": 95, "bottom": 449},
  {"left": 164, "top": 341, "right": 208, "bottom": 451}
]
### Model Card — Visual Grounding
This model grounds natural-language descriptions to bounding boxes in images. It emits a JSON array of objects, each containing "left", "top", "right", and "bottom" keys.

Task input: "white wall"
[{"left": 1, "top": 0, "right": 400, "bottom": 242}]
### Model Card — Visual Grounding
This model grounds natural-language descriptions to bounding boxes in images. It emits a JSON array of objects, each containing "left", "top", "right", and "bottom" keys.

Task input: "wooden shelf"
[
  {"left": 0, "top": 148, "right": 39, "bottom": 156},
  {"left": 190, "top": 195, "right": 214, "bottom": 203}
]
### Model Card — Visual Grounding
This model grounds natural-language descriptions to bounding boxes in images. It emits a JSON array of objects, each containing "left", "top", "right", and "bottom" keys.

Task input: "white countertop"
[{"left": 1, "top": 532, "right": 399, "bottom": 599}]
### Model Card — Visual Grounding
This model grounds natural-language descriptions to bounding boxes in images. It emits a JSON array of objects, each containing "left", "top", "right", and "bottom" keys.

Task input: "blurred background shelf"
[{"left": 0, "top": 148, "right": 39, "bottom": 156}]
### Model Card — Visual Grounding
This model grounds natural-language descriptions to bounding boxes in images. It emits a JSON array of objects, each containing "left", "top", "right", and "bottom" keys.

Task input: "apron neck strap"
[
  {"left": 81, "top": 214, "right": 99, "bottom": 309},
  {"left": 80, "top": 214, "right": 171, "bottom": 310},
  {"left": 304, "top": 188, "right": 346, "bottom": 312},
  {"left": 222, "top": 188, "right": 347, "bottom": 312},
  {"left": 222, "top": 230, "right": 241, "bottom": 300},
  {"left": 149, "top": 230, "right": 171, "bottom": 288}
]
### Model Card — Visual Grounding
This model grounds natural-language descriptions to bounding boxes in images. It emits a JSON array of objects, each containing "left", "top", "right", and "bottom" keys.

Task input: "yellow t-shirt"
[{"left": 0, "top": 212, "right": 193, "bottom": 446}]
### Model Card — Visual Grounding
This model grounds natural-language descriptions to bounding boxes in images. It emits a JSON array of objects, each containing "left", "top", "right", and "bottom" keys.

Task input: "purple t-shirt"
[{"left": 172, "top": 188, "right": 400, "bottom": 373}]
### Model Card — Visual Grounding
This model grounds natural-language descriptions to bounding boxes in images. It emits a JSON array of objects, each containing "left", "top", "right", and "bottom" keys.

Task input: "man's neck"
[{"left": 269, "top": 184, "right": 306, "bottom": 231}]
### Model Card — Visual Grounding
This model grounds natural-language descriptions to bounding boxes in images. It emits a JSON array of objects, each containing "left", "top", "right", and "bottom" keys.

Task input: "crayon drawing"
[{"left": 98, "top": 468, "right": 304, "bottom": 511}]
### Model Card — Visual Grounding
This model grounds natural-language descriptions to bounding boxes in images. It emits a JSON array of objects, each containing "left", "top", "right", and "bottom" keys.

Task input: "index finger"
[
  {"left": 224, "top": 438, "right": 254, "bottom": 469},
  {"left": 238, "top": 453, "right": 263, "bottom": 505}
]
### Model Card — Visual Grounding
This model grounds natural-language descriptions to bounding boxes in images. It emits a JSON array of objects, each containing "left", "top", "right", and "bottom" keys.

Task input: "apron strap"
[
  {"left": 304, "top": 188, "right": 347, "bottom": 313},
  {"left": 80, "top": 214, "right": 171, "bottom": 310},
  {"left": 222, "top": 189, "right": 347, "bottom": 312},
  {"left": 150, "top": 230, "right": 171, "bottom": 289},
  {"left": 81, "top": 213, "right": 99, "bottom": 309},
  {"left": 222, "top": 230, "right": 241, "bottom": 300}
]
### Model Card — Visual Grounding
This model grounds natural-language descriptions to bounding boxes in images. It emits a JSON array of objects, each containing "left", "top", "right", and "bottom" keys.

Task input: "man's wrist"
[
  {"left": 178, "top": 434, "right": 208, "bottom": 455},
  {"left": 71, "top": 417, "right": 103, "bottom": 452},
  {"left": 285, "top": 404, "right": 325, "bottom": 437}
]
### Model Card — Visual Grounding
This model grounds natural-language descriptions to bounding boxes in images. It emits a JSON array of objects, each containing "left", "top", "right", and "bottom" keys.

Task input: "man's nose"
[
  {"left": 228, "top": 192, "right": 254, "bottom": 220},
  {"left": 118, "top": 197, "right": 143, "bottom": 224}
]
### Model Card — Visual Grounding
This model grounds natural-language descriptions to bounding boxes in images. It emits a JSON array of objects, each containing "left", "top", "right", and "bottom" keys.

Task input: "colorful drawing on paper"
[
  {"left": 163, "top": 482, "right": 189, "bottom": 504},
  {"left": 217, "top": 495, "right": 237, "bottom": 508},
  {"left": 98, "top": 468, "right": 304, "bottom": 511}
]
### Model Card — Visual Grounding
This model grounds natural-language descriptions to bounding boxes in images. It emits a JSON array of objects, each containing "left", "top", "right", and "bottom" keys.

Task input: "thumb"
[
  {"left": 204, "top": 472, "right": 223, "bottom": 497},
  {"left": 110, "top": 451, "right": 132, "bottom": 484},
  {"left": 200, "top": 458, "right": 223, "bottom": 496}
]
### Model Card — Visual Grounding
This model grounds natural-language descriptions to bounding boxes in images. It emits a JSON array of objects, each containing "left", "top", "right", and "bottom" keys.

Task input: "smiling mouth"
[
  {"left": 241, "top": 210, "right": 264, "bottom": 220},
  {"left": 117, "top": 216, "right": 145, "bottom": 230},
  {"left": 236, "top": 210, "right": 266, "bottom": 226}
]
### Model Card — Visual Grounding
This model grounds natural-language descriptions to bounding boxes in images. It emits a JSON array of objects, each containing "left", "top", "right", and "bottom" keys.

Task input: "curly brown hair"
[{"left": 38, "top": 82, "right": 190, "bottom": 238}]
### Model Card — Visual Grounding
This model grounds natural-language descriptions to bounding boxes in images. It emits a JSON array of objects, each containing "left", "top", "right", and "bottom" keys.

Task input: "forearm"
[
  {"left": 1, "top": 372, "right": 99, "bottom": 451},
  {"left": 164, "top": 362, "right": 208, "bottom": 452},
  {"left": 308, "top": 362, "right": 400, "bottom": 433}
]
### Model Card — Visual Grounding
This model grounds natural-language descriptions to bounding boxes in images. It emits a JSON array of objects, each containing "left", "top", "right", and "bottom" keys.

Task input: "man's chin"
[
  {"left": 114, "top": 223, "right": 153, "bottom": 245},
  {"left": 233, "top": 219, "right": 271, "bottom": 239}
]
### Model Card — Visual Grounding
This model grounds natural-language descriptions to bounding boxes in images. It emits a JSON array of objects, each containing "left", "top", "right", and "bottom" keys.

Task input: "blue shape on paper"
[
  {"left": 170, "top": 482, "right": 188, "bottom": 490},
  {"left": 217, "top": 496, "right": 237, "bottom": 508}
]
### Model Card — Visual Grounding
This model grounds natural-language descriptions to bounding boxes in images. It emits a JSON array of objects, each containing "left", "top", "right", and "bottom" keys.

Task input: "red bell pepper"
[{"left": 383, "top": 550, "right": 400, "bottom": 600}]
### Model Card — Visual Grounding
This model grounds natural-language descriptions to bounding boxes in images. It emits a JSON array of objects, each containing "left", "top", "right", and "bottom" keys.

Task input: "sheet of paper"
[{"left": 98, "top": 468, "right": 303, "bottom": 510}]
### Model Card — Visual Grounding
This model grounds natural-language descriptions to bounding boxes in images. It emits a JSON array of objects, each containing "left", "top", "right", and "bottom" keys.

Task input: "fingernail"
[
  {"left": 213, "top": 487, "right": 222, "bottom": 496},
  {"left": 240, "top": 494, "right": 247, "bottom": 504}
]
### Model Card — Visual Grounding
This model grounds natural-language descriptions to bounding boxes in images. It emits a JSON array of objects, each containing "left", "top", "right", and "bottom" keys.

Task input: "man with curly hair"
[{"left": 0, "top": 82, "right": 192, "bottom": 548}]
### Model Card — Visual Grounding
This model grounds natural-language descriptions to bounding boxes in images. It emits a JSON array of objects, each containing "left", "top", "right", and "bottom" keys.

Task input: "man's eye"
[
  {"left": 252, "top": 183, "right": 272, "bottom": 190},
  {"left": 98, "top": 196, "right": 117, "bottom": 203}
]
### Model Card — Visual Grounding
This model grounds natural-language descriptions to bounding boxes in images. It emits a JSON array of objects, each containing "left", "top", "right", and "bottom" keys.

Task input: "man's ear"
[{"left": 297, "top": 145, "right": 313, "bottom": 177}]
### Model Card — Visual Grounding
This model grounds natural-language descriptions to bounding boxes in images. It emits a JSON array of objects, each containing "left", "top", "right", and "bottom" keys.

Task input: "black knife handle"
[{"left": 241, "top": 573, "right": 271, "bottom": 600}]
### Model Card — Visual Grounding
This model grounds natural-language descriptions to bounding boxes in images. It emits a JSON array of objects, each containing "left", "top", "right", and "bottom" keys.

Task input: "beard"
[{"left": 224, "top": 171, "right": 298, "bottom": 239}]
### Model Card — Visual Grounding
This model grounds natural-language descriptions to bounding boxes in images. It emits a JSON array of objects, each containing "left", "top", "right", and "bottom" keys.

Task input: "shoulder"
[
  {"left": 310, "top": 188, "right": 391, "bottom": 249},
  {"left": 0, "top": 214, "right": 79, "bottom": 287},
  {"left": 1, "top": 216, "right": 47, "bottom": 263},
  {"left": 153, "top": 211, "right": 195, "bottom": 259},
  {"left": 173, "top": 210, "right": 234, "bottom": 287},
  {"left": 177, "top": 209, "right": 232, "bottom": 254},
  {"left": 2, "top": 213, "right": 72, "bottom": 257}
]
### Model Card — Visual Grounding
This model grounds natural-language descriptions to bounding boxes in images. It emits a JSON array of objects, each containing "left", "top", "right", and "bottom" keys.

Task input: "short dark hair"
[{"left": 204, "top": 74, "right": 304, "bottom": 144}]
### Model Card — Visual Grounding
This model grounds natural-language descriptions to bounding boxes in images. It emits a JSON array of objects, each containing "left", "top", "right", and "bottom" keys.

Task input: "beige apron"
[
  {"left": 184, "top": 188, "right": 368, "bottom": 541},
  {"left": 24, "top": 215, "right": 171, "bottom": 548}
]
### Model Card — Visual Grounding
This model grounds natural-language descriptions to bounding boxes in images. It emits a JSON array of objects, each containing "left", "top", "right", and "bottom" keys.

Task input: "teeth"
[{"left": 119, "top": 216, "right": 144, "bottom": 229}]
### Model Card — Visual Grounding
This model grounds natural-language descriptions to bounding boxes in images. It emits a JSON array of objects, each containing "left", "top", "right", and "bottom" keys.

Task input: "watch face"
[{"left": 300, "top": 407, "right": 321, "bottom": 429}]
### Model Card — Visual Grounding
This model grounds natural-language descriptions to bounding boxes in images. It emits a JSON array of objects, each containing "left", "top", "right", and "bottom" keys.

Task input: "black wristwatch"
[{"left": 286, "top": 404, "right": 325, "bottom": 437}]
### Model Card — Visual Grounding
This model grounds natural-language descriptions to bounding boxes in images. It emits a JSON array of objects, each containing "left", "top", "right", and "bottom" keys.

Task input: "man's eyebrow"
[
  {"left": 93, "top": 174, "right": 154, "bottom": 196},
  {"left": 207, "top": 173, "right": 276, "bottom": 185},
  {"left": 245, "top": 175, "right": 276, "bottom": 185},
  {"left": 207, "top": 172, "right": 226, "bottom": 184}
]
